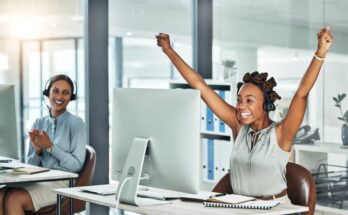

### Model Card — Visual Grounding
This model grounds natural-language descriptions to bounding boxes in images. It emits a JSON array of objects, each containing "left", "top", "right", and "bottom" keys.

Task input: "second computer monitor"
[
  {"left": 112, "top": 88, "right": 200, "bottom": 194},
  {"left": 0, "top": 84, "right": 19, "bottom": 159}
]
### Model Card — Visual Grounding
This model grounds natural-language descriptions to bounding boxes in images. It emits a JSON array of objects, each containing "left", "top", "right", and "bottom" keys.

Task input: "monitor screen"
[
  {"left": 0, "top": 84, "right": 19, "bottom": 159},
  {"left": 111, "top": 88, "right": 200, "bottom": 194}
]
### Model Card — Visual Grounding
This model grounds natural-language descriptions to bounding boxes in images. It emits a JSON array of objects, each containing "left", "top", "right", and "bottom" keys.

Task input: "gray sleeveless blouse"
[{"left": 230, "top": 122, "right": 290, "bottom": 196}]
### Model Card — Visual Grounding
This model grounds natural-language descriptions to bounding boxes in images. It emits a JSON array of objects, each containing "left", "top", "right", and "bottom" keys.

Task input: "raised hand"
[
  {"left": 316, "top": 27, "right": 334, "bottom": 58},
  {"left": 28, "top": 128, "right": 42, "bottom": 155},
  {"left": 40, "top": 130, "right": 52, "bottom": 149},
  {"left": 156, "top": 33, "right": 172, "bottom": 52}
]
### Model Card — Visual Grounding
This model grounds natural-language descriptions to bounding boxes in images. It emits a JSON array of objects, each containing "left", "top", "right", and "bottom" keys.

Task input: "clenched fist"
[
  {"left": 316, "top": 27, "right": 333, "bottom": 58},
  {"left": 156, "top": 33, "right": 172, "bottom": 53}
]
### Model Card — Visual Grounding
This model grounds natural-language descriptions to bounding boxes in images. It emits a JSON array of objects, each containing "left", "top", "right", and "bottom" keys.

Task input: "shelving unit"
[
  {"left": 293, "top": 142, "right": 348, "bottom": 214},
  {"left": 170, "top": 79, "right": 236, "bottom": 191}
]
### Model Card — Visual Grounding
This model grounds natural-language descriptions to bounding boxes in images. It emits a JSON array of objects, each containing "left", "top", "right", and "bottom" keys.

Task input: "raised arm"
[
  {"left": 277, "top": 28, "right": 333, "bottom": 151},
  {"left": 156, "top": 33, "right": 241, "bottom": 137}
]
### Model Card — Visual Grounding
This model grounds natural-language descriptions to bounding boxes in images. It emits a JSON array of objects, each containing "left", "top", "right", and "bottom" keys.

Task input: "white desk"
[
  {"left": 0, "top": 156, "right": 78, "bottom": 214},
  {"left": 54, "top": 185, "right": 308, "bottom": 215}
]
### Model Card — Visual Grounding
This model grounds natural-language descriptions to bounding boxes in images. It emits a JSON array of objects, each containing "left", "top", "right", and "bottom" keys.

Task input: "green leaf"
[
  {"left": 333, "top": 97, "right": 339, "bottom": 102},
  {"left": 338, "top": 95, "right": 343, "bottom": 102},
  {"left": 338, "top": 117, "right": 345, "bottom": 122},
  {"left": 335, "top": 104, "right": 341, "bottom": 108},
  {"left": 344, "top": 111, "right": 348, "bottom": 120},
  {"left": 338, "top": 93, "right": 346, "bottom": 102}
]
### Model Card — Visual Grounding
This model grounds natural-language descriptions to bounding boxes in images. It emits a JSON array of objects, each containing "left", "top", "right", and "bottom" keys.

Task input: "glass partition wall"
[{"left": 0, "top": 0, "right": 347, "bottom": 213}]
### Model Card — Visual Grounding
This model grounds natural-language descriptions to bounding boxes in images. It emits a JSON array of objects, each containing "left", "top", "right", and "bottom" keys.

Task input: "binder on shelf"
[
  {"left": 207, "top": 139, "right": 214, "bottom": 181},
  {"left": 214, "top": 139, "right": 221, "bottom": 182},
  {"left": 200, "top": 100, "right": 207, "bottom": 132},
  {"left": 220, "top": 140, "right": 232, "bottom": 176},
  {"left": 201, "top": 138, "right": 208, "bottom": 181},
  {"left": 217, "top": 90, "right": 226, "bottom": 133},
  {"left": 213, "top": 90, "right": 220, "bottom": 133},
  {"left": 206, "top": 107, "right": 214, "bottom": 132}
]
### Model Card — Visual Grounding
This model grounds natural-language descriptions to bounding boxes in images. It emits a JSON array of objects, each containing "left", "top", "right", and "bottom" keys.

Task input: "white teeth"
[
  {"left": 241, "top": 112, "right": 251, "bottom": 118},
  {"left": 54, "top": 100, "right": 64, "bottom": 105}
]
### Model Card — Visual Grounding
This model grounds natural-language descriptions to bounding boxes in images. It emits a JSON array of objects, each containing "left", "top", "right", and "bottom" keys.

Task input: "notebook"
[
  {"left": 206, "top": 193, "right": 255, "bottom": 204},
  {"left": 11, "top": 167, "right": 50, "bottom": 175},
  {"left": 181, "top": 192, "right": 255, "bottom": 204},
  {"left": 203, "top": 200, "right": 280, "bottom": 210}
]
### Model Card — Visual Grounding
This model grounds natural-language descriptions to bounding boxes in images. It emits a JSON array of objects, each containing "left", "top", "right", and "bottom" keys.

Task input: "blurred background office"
[{"left": 0, "top": 0, "right": 347, "bottom": 214}]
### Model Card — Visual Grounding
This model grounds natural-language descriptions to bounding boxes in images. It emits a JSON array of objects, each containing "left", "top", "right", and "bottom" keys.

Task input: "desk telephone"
[{"left": 293, "top": 125, "right": 320, "bottom": 144}]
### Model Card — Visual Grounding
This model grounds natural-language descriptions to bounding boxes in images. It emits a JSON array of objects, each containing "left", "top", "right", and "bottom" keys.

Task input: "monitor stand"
[{"left": 115, "top": 137, "right": 170, "bottom": 206}]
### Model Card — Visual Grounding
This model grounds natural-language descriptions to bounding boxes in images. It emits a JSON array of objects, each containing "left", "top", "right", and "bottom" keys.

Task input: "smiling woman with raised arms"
[{"left": 156, "top": 28, "right": 333, "bottom": 202}]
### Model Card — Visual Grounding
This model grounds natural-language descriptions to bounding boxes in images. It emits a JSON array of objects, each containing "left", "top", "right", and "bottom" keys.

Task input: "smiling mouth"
[
  {"left": 53, "top": 99, "right": 64, "bottom": 105},
  {"left": 240, "top": 112, "right": 252, "bottom": 119}
]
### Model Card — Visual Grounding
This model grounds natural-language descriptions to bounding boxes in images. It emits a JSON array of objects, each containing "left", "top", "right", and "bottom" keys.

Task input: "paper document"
[{"left": 11, "top": 167, "right": 49, "bottom": 175}]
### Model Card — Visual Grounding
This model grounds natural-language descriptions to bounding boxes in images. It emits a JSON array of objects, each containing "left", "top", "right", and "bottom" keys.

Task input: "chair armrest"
[{"left": 211, "top": 173, "right": 233, "bottom": 194}]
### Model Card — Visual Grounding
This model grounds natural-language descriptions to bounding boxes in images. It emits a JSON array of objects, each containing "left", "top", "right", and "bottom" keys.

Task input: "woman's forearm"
[
  {"left": 164, "top": 48, "right": 206, "bottom": 89},
  {"left": 296, "top": 56, "right": 324, "bottom": 98}
]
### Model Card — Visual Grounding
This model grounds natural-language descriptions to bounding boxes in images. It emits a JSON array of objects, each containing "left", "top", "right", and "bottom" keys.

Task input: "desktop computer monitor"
[
  {"left": 111, "top": 88, "right": 200, "bottom": 194},
  {"left": 0, "top": 84, "right": 19, "bottom": 159}
]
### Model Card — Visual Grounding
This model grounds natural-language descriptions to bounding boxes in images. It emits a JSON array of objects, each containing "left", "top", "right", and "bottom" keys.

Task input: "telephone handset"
[{"left": 293, "top": 125, "right": 320, "bottom": 144}]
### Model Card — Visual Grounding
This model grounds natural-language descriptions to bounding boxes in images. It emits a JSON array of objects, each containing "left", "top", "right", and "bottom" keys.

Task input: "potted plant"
[{"left": 333, "top": 93, "right": 348, "bottom": 146}]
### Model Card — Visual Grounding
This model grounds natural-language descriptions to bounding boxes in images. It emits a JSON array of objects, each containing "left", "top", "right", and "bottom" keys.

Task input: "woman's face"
[
  {"left": 236, "top": 83, "right": 266, "bottom": 125},
  {"left": 48, "top": 80, "right": 72, "bottom": 117}
]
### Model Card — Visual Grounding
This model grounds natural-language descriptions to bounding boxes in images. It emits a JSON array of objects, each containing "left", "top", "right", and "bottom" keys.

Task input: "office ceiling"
[
  {"left": 0, "top": 0, "right": 347, "bottom": 39},
  {"left": 215, "top": 0, "right": 348, "bottom": 32}
]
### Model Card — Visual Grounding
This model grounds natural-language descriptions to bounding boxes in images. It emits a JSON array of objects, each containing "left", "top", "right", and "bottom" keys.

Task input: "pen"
[
  {"left": 209, "top": 193, "right": 226, "bottom": 198},
  {"left": 0, "top": 159, "right": 12, "bottom": 163}
]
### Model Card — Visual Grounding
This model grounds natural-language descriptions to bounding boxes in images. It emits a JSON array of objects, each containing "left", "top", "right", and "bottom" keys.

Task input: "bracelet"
[
  {"left": 47, "top": 145, "right": 53, "bottom": 153},
  {"left": 314, "top": 53, "right": 325, "bottom": 61}
]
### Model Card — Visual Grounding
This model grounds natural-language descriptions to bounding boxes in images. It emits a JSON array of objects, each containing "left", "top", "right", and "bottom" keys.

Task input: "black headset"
[
  {"left": 42, "top": 74, "right": 77, "bottom": 101},
  {"left": 263, "top": 90, "right": 275, "bottom": 112}
]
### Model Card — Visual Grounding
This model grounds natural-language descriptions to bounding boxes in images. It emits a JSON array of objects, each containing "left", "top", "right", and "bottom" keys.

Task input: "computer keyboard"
[{"left": 80, "top": 184, "right": 176, "bottom": 201}]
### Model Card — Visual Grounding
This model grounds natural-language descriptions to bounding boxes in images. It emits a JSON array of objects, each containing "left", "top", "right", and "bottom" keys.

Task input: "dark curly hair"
[{"left": 237, "top": 71, "right": 281, "bottom": 104}]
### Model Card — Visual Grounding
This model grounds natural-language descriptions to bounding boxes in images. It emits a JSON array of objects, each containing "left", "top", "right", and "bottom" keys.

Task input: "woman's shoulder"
[
  {"left": 65, "top": 112, "right": 86, "bottom": 126},
  {"left": 33, "top": 115, "right": 51, "bottom": 125}
]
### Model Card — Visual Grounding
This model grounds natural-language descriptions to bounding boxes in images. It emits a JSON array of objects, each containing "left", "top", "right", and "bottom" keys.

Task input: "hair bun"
[
  {"left": 263, "top": 77, "right": 277, "bottom": 91},
  {"left": 269, "top": 91, "right": 281, "bottom": 102},
  {"left": 243, "top": 73, "right": 252, "bottom": 82}
]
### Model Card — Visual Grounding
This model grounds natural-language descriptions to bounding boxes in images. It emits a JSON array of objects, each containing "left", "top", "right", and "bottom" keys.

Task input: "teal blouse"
[{"left": 27, "top": 111, "right": 86, "bottom": 173}]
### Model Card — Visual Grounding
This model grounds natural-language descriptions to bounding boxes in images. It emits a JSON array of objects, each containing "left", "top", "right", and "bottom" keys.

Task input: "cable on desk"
[{"left": 115, "top": 176, "right": 133, "bottom": 215}]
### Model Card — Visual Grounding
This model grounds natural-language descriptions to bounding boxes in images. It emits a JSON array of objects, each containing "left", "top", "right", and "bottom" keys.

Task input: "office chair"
[
  {"left": 286, "top": 162, "right": 316, "bottom": 215},
  {"left": 212, "top": 162, "right": 316, "bottom": 215},
  {"left": 26, "top": 145, "right": 96, "bottom": 215}
]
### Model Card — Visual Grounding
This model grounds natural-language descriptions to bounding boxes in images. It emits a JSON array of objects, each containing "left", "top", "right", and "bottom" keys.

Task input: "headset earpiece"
[
  {"left": 42, "top": 89, "right": 50, "bottom": 97},
  {"left": 263, "top": 92, "right": 275, "bottom": 112},
  {"left": 263, "top": 102, "right": 275, "bottom": 112},
  {"left": 70, "top": 92, "right": 76, "bottom": 101},
  {"left": 42, "top": 76, "right": 53, "bottom": 98}
]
